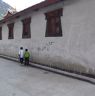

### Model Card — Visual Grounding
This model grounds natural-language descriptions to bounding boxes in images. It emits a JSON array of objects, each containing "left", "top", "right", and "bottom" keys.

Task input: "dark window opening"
[
  {"left": 7, "top": 23, "right": 14, "bottom": 39},
  {"left": 22, "top": 17, "right": 31, "bottom": 38},
  {"left": 45, "top": 8, "right": 63, "bottom": 37},
  {"left": 0, "top": 27, "right": 2, "bottom": 40}
]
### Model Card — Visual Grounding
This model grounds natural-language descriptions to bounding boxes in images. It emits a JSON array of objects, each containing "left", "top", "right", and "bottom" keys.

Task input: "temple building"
[{"left": 0, "top": 0, "right": 95, "bottom": 75}]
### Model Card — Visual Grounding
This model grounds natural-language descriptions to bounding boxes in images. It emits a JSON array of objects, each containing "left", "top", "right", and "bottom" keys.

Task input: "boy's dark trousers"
[
  {"left": 20, "top": 58, "right": 23, "bottom": 64},
  {"left": 24, "top": 58, "right": 29, "bottom": 66}
]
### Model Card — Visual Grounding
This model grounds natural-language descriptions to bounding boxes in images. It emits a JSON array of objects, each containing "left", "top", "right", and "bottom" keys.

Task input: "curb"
[{"left": 0, "top": 55, "right": 95, "bottom": 84}]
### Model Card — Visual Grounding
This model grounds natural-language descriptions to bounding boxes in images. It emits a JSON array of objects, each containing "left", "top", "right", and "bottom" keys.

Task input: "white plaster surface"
[
  {"left": 0, "top": 0, "right": 95, "bottom": 73},
  {"left": 0, "top": 58, "right": 95, "bottom": 96}
]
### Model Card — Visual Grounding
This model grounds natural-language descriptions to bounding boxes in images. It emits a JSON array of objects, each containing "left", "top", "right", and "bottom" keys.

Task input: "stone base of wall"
[{"left": 0, "top": 54, "right": 95, "bottom": 79}]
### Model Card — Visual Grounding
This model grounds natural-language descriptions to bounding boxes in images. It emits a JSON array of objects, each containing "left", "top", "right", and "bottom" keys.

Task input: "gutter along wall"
[{"left": 0, "top": 0, "right": 95, "bottom": 76}]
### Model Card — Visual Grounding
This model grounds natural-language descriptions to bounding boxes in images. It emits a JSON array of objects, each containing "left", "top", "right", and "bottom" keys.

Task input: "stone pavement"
[{"left": 0, "top": 58, "right": 95, "bottom": 96}]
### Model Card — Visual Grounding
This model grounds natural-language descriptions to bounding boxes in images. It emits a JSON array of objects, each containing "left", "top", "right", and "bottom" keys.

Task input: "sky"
[{"left": 3, "top": 0, "right": 44, "bottom": 11}]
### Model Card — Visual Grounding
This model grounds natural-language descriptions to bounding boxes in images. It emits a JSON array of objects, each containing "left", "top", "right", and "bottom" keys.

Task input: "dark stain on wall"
[{"left": 37, "top": 42, "right": 55, "bottom": 51}]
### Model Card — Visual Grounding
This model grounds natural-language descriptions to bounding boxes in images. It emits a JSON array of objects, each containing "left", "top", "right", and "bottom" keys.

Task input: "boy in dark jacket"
[{"left": 24, "top": 49, "right": 30, "bottom": 66}]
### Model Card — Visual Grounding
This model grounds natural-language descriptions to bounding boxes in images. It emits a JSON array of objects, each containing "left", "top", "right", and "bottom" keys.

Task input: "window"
[
  {"left": 7, "top": 23, "right": 14, "bottom": 39},
  {"left": 0, "top": 27, "right": 2, "bottom": 40},
  {"left": 45, "top": 8, "right": 63, "bottom": 37},
  {"left": 22, "top": 17, "right": 31, "bottom": 38}
]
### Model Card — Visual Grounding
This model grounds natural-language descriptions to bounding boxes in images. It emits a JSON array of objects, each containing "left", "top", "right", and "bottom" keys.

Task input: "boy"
[
  {"left": 19, "top": 47, "right": 24, "bottom": 64},
  {"left": 24, "top": 49, "right": 30, "bottom": 66}
]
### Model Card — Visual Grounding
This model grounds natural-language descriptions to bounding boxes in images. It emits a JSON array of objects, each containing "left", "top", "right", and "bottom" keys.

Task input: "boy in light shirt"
[{"left": 19, "top": 47, "right": 24, "bottom": 64}]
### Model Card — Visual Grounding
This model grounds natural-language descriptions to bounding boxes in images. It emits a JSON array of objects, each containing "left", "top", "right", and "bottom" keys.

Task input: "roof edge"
[{"left": 0, "top": 0, "right": 63, "bottom": 24}]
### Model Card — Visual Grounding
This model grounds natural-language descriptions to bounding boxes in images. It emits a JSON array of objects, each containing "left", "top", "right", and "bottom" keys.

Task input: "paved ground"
[{"left": 0, "top": 58, "right": 95, "bottom": 96}]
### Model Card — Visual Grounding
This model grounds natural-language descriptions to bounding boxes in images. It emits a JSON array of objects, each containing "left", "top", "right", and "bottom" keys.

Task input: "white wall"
[
  {"left": 62, "top": 0, "right": 95, "bottom": 73},
  {"left": 0, "top": 0, "right": 95, "bottom": 74}
]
